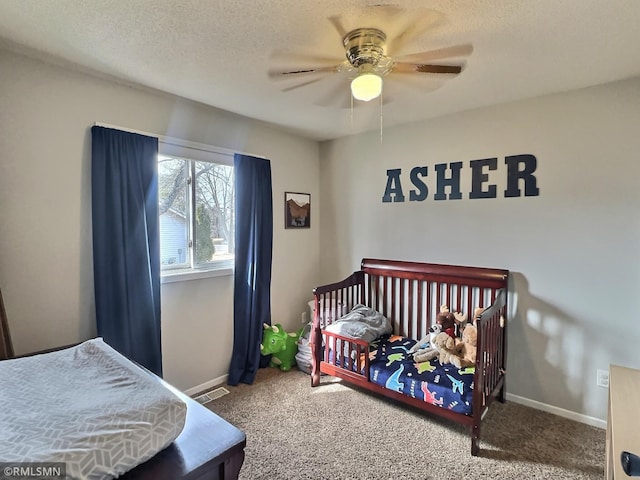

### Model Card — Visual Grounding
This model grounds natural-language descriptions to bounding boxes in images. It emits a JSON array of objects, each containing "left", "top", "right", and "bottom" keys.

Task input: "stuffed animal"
[
  {"left": 450, "top": 324, "right": 477, "bottom": 369},
  {"left": 440, "top": 305, "right": 467, "bottom": 320},
  {"left": 412, "top": 330, "right": 458, "bottom": 365},
  {"left": 471, "top": 307, "right": 485, "bottom": 326},
  {"left": 260, "top": 323, "right": 302, "bottom": 371},
  {"left": 430, "top": 331, "right": 458, "bottom": 365},
  {"left": 409, "top": 305, "right": 468, "bottom": 363},
  {"left": 436, "top": 311, "right": 457, "bottom": 338},
  {"left": 473, "top": 306, "right": 506, "bottom": 329},
  {"left": 408, "top": 305, "right": 448, "bottom": 357},
  {"left": 436, "top": 307, "right": 468, "bottom": 338},
  {"left": 408, "top": 323, "right": 441, "bottom": 363}
]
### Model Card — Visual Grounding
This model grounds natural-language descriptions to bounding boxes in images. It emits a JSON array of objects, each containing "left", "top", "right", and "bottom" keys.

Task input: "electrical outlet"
[
  {"left": 301, "top": 311, "right": 308, "bottom": 324},
  {"left": 596, "top": 369, "right": 609, "bottom": 388}
]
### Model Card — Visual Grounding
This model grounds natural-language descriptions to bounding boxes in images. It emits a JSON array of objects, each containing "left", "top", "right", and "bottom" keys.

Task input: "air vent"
[{"left": 194, "top": 386, "right": 230, "bottom": 404}]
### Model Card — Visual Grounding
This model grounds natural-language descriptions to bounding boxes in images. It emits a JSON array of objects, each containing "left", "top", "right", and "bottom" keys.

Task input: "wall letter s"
[{"left": 409, "top": 166, "right": 428, "bottom": 201}]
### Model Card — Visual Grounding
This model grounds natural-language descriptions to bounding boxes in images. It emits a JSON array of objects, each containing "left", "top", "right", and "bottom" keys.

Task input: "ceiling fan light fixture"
[{"left": 351, "top": 72, "right": 383, "bottom": 102}]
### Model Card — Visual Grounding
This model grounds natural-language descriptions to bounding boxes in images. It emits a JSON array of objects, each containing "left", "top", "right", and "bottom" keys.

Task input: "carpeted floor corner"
[{"left": 207, "top": 367, "right": 605, "bottom": 480}]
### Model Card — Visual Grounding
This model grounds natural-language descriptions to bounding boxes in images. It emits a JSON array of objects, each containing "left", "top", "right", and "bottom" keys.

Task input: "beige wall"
[
  {"left": 318, "top": 77, "right": 640, "bottom": 423},
  {"left": 0, "top": 48, "right": 320, "bottom": 391}
]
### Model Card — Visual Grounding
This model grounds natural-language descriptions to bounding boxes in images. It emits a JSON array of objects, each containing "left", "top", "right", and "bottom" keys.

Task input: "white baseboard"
[
  {"left": 506, "top": 393, "right": 606, "bottom": 429},
  {"left": 184, "top": 374, "right": 228, "bottom": 397}
]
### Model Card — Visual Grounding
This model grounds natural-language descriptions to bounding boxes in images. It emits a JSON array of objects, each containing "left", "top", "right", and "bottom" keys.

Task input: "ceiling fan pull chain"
[
  {"left": 379, "top": 92, "right": 384, "bottom": 144},
  {"left": 350, "top": 94, "right": 354, "bottom": 132}
]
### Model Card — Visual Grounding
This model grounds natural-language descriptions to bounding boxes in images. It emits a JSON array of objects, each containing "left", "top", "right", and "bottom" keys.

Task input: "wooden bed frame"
[
  {"left": 0, "top": 289, "right": 245, "bottom": 480},
  {"left": 119, "top": 381, "right": 245, "bottom": 480},
  {"left": 310, "top": 258, "right": 509, "bottom": 456}
]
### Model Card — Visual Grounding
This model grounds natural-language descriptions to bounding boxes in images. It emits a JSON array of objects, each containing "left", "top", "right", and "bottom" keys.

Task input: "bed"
[
  {"left": 310, "top": 258, "right": 509, "bottom": 456},
  {"left": 0, "top": 290, "right": 246, "bottom": 480}
]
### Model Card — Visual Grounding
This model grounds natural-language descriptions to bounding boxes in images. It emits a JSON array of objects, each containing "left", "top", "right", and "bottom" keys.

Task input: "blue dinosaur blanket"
[{"left": 368, "top": 335, "right": 475, "bottom": 415}]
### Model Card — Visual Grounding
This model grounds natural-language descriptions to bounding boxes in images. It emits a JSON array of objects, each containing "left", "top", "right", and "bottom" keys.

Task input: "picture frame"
[{"left": 284, "top": 192, "right": 310, "bottom": 229}]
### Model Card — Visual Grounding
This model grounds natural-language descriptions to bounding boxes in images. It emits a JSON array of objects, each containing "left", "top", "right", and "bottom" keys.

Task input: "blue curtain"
[
  {"left": 91, "top": 126, "right": 163, "bottom": 376},
  {"left": 228, "top": 154, "right": 273, "bottom": 386}
]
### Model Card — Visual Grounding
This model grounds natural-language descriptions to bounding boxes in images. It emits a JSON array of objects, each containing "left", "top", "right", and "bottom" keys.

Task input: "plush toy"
[
  {"left": 450, "top": 324, "right": 478, "bottom": 369},
  {"left": 471, "top": 307, "right": 485, "bottom": 326},
  {"left": 408, "top": 323, "right": 442, "bottom": 363},
  {"left": 409, "top": 305, "right": 468, "bottom": 363},
  {"left": 436, "top": 306, "right": 468, "bottom": 338},
  {"left": 260, "top": 323, "right": 302, "bottom": 371},
  {"left": 471, "top": 306, "right": 506, "bottom": 328},
  {"left": 436, "top": 311, "right": 457, "bottom": 338},
  {"left": 430, "top": 331, "right": 458, "bottom": 365},
  {"left": 412, "top": 329, "right": 459, "bottom": 365}
]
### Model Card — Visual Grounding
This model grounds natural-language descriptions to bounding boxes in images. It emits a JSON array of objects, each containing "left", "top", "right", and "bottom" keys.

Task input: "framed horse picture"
[{"left": 284, "top": 192, "right": 310, "bottom": 229}]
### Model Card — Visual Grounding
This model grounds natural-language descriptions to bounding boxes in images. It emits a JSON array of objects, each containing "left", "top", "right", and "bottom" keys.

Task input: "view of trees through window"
[{"left": 158, "top": 154, "right": 234, "bottom": 270}]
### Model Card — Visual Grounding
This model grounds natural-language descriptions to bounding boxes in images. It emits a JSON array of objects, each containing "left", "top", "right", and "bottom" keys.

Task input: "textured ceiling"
[{"left": 1, "top": 1, "right": 639, "bottom": 141}]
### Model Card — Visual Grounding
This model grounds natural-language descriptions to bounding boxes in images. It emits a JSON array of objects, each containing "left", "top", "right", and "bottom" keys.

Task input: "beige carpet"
[{"left": 207, "top": 367, "right": 605, "bottom": 480}]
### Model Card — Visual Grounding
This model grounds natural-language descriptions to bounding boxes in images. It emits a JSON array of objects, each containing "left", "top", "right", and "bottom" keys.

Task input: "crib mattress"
[
  {"left": 0, "top": 338, "right": 187, "bottom": 480},
  {"left": 369, "top": 335, "right": 475, "bottom": 415}
]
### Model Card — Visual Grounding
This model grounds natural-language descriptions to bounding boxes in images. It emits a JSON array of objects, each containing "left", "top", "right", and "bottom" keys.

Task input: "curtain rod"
[{"left": 93, "top": 122, "right": 266, "bottom": 159}]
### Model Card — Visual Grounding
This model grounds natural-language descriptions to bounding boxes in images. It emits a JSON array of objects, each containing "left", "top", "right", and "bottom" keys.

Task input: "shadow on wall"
[{"left": 507, "top": 272, "right": 587, "bottom": 415}]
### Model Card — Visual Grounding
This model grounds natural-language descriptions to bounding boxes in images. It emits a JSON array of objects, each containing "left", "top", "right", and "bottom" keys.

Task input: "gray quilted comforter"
[
  {"left": 323, "top": 303, "right": 392, "bottom": 343},
  {"left": 0, "top": 338, "right": 186, "bottom": 480}
]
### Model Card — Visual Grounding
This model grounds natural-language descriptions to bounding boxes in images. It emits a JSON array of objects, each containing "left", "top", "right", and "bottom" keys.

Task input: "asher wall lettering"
[{"left": 382, "top": 154, "right": 539, "bottom": 203}]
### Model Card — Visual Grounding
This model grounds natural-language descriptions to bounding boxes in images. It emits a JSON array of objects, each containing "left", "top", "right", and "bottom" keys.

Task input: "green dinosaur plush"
[{"left": 260, "top": 323, "right": 302, "bottom": 371}]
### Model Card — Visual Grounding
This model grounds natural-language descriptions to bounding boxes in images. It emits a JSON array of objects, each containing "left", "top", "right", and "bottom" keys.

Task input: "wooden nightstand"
[{"left": 607, "top": 364, "right": 640, "bottom": 479}]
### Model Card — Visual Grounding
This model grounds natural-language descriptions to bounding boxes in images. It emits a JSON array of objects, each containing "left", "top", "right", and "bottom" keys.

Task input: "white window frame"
[
  {"left": 158, "top": 138, "right": 236, "bottom": 284},
  {"left": 93, "top": 123, "right": 266, "bottom": 285}
]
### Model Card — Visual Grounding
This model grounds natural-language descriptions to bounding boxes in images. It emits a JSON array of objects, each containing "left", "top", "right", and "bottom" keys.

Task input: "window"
[{"left": 158, "top": 141, "right": 234, "bottom": 279}]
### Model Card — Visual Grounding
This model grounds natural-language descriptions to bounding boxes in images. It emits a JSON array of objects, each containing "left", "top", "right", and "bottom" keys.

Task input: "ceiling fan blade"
[
  {"left": 270, "top": 50, "right": 344, "bottom": 68},
  {"left": 417, "top": 64, "right": 463, "bottom": 74},
  {"left": 329, "top": 4, "right": 403, "bottom": 43},
  {"left": 361, "top": 3, "right": 404, "bottom": 21},
  {"left": 394, "top": 44, "right": 474, "bottom": 64},
  {"left": 392, "top": 62, "right": 463, "bottom": 75},
  {"left": 281, "top": 77, "right": 327, "bottom": 93},
  {"left": 268, "top": 64, "right": 341, "bottom": 93},
  {"left": 314, "top": 78, "right": 352, "bottom": 108},
  {"left": 328, "top": 15, "right": 348, "bottom": 39},
  {"left": 385, "top": 72, "right": 445, "bottom": 94},
  {"left": 387, "top": 9, "right": 445, "bottom": 57},
  {"left": 268, "top": 64, "right": 340, "bottom": 80}
]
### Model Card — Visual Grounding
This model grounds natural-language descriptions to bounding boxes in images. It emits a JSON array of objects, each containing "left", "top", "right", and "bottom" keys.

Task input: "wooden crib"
[{"left": 310, "top": 258, "right": 509, "bottom": 456}]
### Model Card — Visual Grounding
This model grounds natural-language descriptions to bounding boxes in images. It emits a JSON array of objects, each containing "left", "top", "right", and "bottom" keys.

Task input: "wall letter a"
[{"left": 382, "top": 169, "right": 405, "bottom": 203}]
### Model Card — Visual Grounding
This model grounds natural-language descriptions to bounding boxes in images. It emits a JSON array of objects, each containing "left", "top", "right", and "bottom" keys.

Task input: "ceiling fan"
[{"left": 269, "top": 10, "right": 472, "bottom": 107}]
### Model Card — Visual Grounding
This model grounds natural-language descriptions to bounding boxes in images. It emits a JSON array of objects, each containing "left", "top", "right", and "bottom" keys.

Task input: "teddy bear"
[
  {"left": 471, "top": 307, "right": 485, "bottom": 326},
  {"left": 411, "top": 329, "right": 458, "bottom": 365},
  {"left": 472, "top": 306, "right": 505, "bottom": 328},
  {"left": 430, "top": 331, "right": 458, "bottom": 365},
  {"left": 450, "top": 324, "right": 477, "bottom": 369},
  {"left": 409, "top": 305, "right": 468, "bottom": 363}
]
